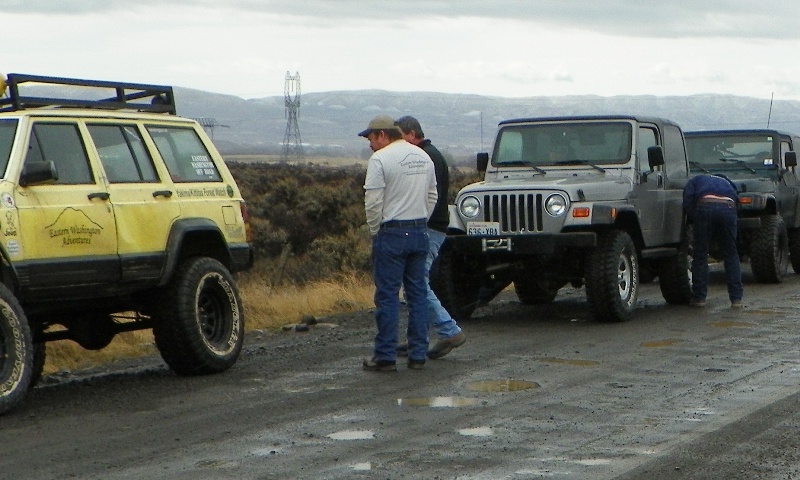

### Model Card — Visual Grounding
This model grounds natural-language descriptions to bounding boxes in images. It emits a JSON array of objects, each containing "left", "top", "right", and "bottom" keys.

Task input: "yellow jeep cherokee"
[{"left": 0, "top": 74, "right": 254, "bottom": 414}]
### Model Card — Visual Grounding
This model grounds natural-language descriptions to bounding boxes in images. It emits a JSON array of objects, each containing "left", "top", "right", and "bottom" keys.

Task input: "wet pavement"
[{"left": 1, "top": 265, "right": 799, "bottom": 479}]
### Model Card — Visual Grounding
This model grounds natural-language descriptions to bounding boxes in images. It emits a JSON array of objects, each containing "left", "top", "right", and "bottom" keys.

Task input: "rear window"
[
  {"left": 0, "top": 119, "right": 17, "bottom": 177},
  {"left": 146, "top": 126, "right": 222, "bottom": 183}
]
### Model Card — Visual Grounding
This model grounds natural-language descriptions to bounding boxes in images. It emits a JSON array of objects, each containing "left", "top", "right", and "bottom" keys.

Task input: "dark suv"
[{"left": 684, "top": 129, "right": 800, "bottom": 282}]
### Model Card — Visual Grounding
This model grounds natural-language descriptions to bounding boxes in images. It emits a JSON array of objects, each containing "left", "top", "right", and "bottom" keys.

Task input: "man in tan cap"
[{"left": 359, "top": 115, "right": 438, "bottom": 371}]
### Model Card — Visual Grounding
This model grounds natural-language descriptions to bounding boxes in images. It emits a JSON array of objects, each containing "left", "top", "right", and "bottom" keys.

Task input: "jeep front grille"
[{"left": 483, "top": 193, "right": 544, "bottom": 233}]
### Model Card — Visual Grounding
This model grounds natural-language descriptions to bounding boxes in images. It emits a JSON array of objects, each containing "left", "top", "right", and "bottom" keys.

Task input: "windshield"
[
  {"left": 0, "top": 119, "right": 18, "bottom": 178},
  {"left": 492, "top": 121, "right": 632, "bottom": 167},
  {"left": 686, "top": 134, "right": 776, "bottom": 176}
]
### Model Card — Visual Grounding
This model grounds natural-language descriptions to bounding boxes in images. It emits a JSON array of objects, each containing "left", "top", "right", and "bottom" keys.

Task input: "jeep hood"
[
  {"left": 460, "top": 175, "right": 633, "bottom": 202},
  {"left": 727, "top": 176, "right": 778, "bottom": 194}
]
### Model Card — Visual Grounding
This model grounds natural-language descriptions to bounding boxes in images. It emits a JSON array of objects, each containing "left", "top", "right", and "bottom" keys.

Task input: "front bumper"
[{"left": 448, "top": 232, "right": 597, "bottom": 256}]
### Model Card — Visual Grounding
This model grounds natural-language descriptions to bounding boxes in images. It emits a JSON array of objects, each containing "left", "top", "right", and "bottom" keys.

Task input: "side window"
[
  {"left": 662, "top": 124, "right": 688, "bottom": 179},
  {"left": 145, "top": 126, "right": 222, "bottom": 182},
  {"left": 87, "top": 124, "right": 158, "bottom": 183},
  {"left": 637, "top": 127, "right": 658, "bottom": 174},
  {"left": 780, "top": 141, "right": 791, "bottom": 169},
  {"left": 26, "top": 123, "right": 93, "bottom": 184}
]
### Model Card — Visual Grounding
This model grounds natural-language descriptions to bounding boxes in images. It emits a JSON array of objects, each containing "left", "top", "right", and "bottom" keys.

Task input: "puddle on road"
[
  {"left": 326, "top": 430, "right": 375, "bottom": 440},
  {"left": 539, "top": 357, "right": 600, "bottom": 367},
  {"left": 641, "top": 338, "right": 683, "bottom": 348},
  {"left": 195, "top": 459, "right": 235, "bottom": 469},
  {"left": 573, "top": 458, "right": 613, "bottom": 466},
  {"left": 458, "top": 426, "right": 493, "bottom": 437},
  {"left": 251, "top": 447, "right": 281, "bottom": 456},
  {"left": 468, "top": 379, "right": 539, "bottom": 392},
  {"left": 710, "top": 320, "right": 754, "bottom": 328},
  {"left": 351, "top": 462, "right": 372, "bottom": 471},
  {"left": 397, "top": 397, "right": 480, "bottom": 407}
]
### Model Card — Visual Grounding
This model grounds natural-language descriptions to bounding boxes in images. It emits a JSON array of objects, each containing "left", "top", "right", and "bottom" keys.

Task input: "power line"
[{"left": 194, "top": 117, "right": 229, "bottom": 140}]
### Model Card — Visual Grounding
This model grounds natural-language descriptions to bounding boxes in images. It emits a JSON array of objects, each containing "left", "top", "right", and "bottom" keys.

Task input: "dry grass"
[
  {"left": 42, "top": 273, "right": 375, "bottom": 375},
  {"left": 241, "top": 272, "right": 374, "bottom": 330},
  {"left": 43, "top": 331, "right": 158, "bottom": 375}
]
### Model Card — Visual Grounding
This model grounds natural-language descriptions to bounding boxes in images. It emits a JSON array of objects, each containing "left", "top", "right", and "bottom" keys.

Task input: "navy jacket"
[{"left": 683, "top": 174, "right": 738, "bottom": 221}]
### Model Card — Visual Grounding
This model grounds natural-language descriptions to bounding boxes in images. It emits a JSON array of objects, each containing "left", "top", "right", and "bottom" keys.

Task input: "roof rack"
[{"left": 0, "top": 73, "right": 176, "bottom": 114}]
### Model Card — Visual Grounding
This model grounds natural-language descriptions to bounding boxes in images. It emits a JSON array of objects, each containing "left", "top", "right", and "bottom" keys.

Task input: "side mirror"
[
  {"left": 647, "top": 145, "right": 665, "bottom": 170},
  {"left": 476, "top": 152, "right": 489, "bottom": 173},
  {"left": 785, "top": 151, "right": 797, "bottom": 168},
  {"left": 19, "top": 161, "right": 58, "bottom": 187}
]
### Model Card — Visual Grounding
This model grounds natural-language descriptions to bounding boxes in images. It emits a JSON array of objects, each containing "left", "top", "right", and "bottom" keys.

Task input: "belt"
[
  {"left": 381, "top": 219, "right": 428, "bottom": 228},
  {"left": 699, "top": 197, "right": 735, "bottom": 205}
]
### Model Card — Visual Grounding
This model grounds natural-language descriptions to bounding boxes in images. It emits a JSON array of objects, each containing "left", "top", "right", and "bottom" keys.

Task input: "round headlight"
[
  {"left": 459, "top": 195, "right": 481, "bottom": 218},
  {"left": 545, "top": 194, "right": 567, "bottom": 216}
]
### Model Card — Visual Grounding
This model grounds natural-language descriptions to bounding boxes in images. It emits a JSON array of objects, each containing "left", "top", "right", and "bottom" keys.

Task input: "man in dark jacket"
[
  {"left": 683, "top": 174, "right": 743, "bottom": 308},
  {"left": 396, "top": 116, "right": 466, "bottom": 358}
]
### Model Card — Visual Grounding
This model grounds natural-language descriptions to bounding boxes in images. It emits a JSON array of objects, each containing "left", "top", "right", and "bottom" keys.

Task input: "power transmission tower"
[
  {"left": 282, "top": 71, "right": 304, "bottom": 161},
  {"left": 194, "top": 117, "right": 229, "bottom": 140}
]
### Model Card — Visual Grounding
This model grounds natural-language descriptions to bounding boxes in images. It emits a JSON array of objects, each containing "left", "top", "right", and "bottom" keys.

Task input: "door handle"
[
  {"left": 153, "top": 190, "right": 173, "bottom": 198},
  {"left": 88, "top": 192, "right": 110, "bottom": 201}
]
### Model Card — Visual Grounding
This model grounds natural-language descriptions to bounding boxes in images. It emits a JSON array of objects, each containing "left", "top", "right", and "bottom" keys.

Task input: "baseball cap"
[{"left": 358, "top": 115, "right": 401, "bottom": 137}]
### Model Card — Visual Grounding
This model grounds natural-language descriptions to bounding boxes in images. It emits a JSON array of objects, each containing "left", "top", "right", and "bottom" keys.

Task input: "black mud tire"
[
  {"left": 788, "top": 227, "right": 800, "bottom": 274},
  {"left": 430, "top": 240, "right": 481, "bottom": 322},
  {"left": 0, "top": 284, "right": 33, "bottom": 415},
  {"left": 153, "top": 257, "right": 245, "bottom": 376},
  {"left": 658, "top": 232, "right": 692, "bottom": 305},
  {"left": 514, "top": 277, "right": 561, "bottom": 305},
  {"left": 585, "top": 230, "right": 639, "bottom": 322},
  {"left": 750, "top": 215, "right": 788, "bottom": 283}
]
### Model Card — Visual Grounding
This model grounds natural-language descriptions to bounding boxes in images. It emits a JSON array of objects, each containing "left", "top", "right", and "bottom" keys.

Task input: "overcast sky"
[{"left": 4, "top": 1, "right": 800, "bottom": 101}]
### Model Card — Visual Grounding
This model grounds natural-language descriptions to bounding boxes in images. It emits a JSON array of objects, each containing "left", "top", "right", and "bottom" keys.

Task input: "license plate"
[{"left": 467, "top": 221, "right": 500, "bottom": 235}]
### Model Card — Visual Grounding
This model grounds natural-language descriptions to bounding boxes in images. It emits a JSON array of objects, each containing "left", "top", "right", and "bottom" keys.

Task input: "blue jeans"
[
  {"left": 426, "top": 229, "right": 462, "bottom": 339},
  {"left": 691, "top": 202, "right": 743, "bottom": 302},
  {"left": 371, "top": 223, "right": 429, "bottom": 362}
]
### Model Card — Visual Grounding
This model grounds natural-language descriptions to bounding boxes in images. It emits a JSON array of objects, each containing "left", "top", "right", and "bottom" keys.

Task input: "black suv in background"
[{"left": 685, "top": 129, "right": 800, "bottom": 282}]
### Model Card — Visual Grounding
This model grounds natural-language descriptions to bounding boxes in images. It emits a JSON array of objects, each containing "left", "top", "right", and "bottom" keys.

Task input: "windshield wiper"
[
  {"left": 554, "top": 159, "right": 606, "bottom": 173},
  {"left": 689, "top": 161, "right": 712, "bottom": 173},
  {"left": 498, "top": 160, "right": 546, "bottom": 175},
  {"left": 718, "top": 157, "right": 756, "bottom": 173}
]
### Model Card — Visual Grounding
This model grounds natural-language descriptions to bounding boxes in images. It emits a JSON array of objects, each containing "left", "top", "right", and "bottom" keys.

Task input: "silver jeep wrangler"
[{"left": 432, "top": 115, "right": 691, "bottom": 322}]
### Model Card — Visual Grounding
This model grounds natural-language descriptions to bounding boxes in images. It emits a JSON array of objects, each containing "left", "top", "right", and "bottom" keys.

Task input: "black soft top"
[
  {"left": 498, "top": 114, "right": 681, "bottom": 130},
  {"left": 685, "top": 128, "right": 797, "bottom": 139}
]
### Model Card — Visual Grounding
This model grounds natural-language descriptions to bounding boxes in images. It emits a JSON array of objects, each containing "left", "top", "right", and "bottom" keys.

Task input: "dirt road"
[{"left": 1, "top": 266, "right": 799, "bottom": 480}]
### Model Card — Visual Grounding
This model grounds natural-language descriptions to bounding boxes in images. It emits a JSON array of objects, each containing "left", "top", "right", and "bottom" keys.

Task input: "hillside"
[{"left": 172, "top": 88, "right": 800, "bottom": 162}]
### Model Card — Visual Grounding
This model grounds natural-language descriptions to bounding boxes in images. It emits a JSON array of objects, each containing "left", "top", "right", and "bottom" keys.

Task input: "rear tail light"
[{"left": 240, "top": 201, "right": 253, "bottom": 243}]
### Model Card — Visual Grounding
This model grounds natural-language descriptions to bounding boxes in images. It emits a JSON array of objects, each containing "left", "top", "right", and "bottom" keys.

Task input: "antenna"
[
  {"left": 480, "top": 111, "right": 483, "bottom": 152},
  {"left": 282, "top": 71, "right": 304, "bottom": 161},
  {"left": 767, "top": 92, "right": 774, "bottom": 128}
]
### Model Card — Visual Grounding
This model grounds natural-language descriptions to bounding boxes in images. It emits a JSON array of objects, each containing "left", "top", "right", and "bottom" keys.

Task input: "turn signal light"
[{"left": 572, "top": 207, "right": 590, "bottom": 218}]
